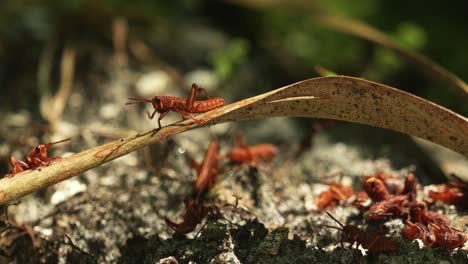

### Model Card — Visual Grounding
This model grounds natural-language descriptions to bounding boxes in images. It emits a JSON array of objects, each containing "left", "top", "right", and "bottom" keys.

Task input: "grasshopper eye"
[
  {"left": 153, "top": 97, "right": 161, "bottom": 108},
  {"left": 150, "top": 97, "right": 160, "bottom": 109},
  {"left": 35, "top": 146, "right": 40, "bottom": 154},
  {"left": 154, "top": 97, "right": 160, "bottom": 103}
]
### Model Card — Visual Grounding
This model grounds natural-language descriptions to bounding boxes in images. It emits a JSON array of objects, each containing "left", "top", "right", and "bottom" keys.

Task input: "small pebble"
[
  {"left": 51, "top": 179, "right": 87, "bottom": 205},
  {"left": 99, "top": 103, "right": 121, "bottom": 120},
  {"left": 184, "top": 69, "right": 219, "bottom": 92},
  {"left": 136, "top": 70, "right": 172, "bottom": 97},
  {"left": 4, "top": 110, "right": 31, "bottom": 127}
]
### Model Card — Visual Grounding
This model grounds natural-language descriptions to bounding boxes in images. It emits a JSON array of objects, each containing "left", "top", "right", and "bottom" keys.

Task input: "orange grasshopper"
[
  {"left": 226, "top": 136, "right": 278, "bottom": 165},
  {"left": 192, "top": 141, "right": 220, "bottom": 203},
  {"left": 126, "top": 83, "right": 225, "bottom": 128},
  {"left": 5, "top": 138, "right": 70, "bottom": 177}
]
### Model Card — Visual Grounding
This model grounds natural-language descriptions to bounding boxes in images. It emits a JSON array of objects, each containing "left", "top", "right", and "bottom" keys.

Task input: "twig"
[
  {"left": 41, "top": 46, "right": 76, "bottom": 131},
  {"left": 113, "top": 17, "right": 128, "bottom": 66},
  {"left": 64, "top": 233, "right": 91, "bottom": 256},
  {"left": 37, "top": 36, "right": 56, "bottom": 104}
]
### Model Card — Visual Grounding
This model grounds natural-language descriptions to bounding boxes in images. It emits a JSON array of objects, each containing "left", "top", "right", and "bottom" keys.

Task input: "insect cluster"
[{"left": 315, "top": 171, "right": 467, "bottom": 252}]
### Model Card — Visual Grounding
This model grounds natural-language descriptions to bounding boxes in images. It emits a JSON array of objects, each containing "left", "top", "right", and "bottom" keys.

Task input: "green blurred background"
[{"left": 0, "top": 0, "right": 466, "bottom": 116}]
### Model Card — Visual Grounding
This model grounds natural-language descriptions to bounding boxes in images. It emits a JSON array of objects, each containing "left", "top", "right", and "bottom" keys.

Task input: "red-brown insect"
[
  {"left": 364, "top": 177, "right": 391, "bottom": 202},
  {"left": 428, "top": 175, "right": 467, "bottom": 207},
  {"left": 403, "top": 220, "right": 436, "bottom": 247},
  {"left": 363, "top": 171, "right": 404, "bottom": 195},
  {"left": 316, "top": 174, "right": 354, "bottom": 210},
  {"left": 325, "top": 212, "right": 399, "bottom": 253},
  {"left": 368, "top": 195, "right": 409, "bottom": 220},
  {"left": 316, "top": 184, "right": 354, "bottom": 210},
  {"left": 429, "top": 187, "right": 465, "bottom": 206},
  {"left": 353, "top": 191, "right": 370, "bottom": 210},
  {"left": 5, "top": 138, "right": 71, "bottom": 177},
  {"left": 126, "top": 83, "right": 225, "bottom": 128},
  {"left": 401, "top": 173, "right": 418, "bottom": 203},
  {"left": 402, "top": 173, "right": 417, "bottom": 194},
  {"left": 165, "top": 199, "right": 219, "bottom": 235},
  {"left": 6, "top": 156, "right": 29, "bottom": 176},
  {"left": 429, "top": 222, "right": 467, "bottom": 249},
  {"left": 363, "top": 172, "right": 417, "bottom": 197},
  {"left": 227, "top": 137, "right": 278, "bottom": 165},
  {"left": 192, "top": 141, "right": 220, "bottom": 203},
  {"left": 409, "top": 202, "right": 449, "bottom": 225}
]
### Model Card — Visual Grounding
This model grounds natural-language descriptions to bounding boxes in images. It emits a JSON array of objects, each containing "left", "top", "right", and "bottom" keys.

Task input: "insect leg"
[
  {"left": 6, "top": 157, "right": 28, "bottom": 176},
  {"left": 30, "top": 157, "right": 48, "bottom": 167},
  {"left": 8, "top": 156, "right": 18, "bottom": 167},
  {"left": 366, "top": 234, "right": 381, "bottom": 252},
  {"left": 196, "top": 86, "right": 211, "bottom": 100},
  {"left": 177, "top": 110, "right": 202, "bottom": 124},
  {"left": 194, "top": 218, "right": 210, "bottom": 238},
  {"left": 186, "top": 113, "right": 202, "bottom": 124},
  {"left": 18, "top": 161, "right": 29, "bottom": 170},
  {"left": 147, "top": 108, "right": 158, "bottom": 119},
  {"left": 165, "top": 218, "right": 181, "bottom": 232},
  {"left": 157, "top": 111, "right": 170, "bottom": 128},
  {"left": 185, "top": 83, "right": 212, "bottom": 111},
  {"left": 192, "top": 160, "right": 202, "bottom": 174},
  {"left": 185, "top": 84, "right": 199, "bottom": 111},
  {"left": 350, "top": 233, "right": 361, "bottom": 250}
]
